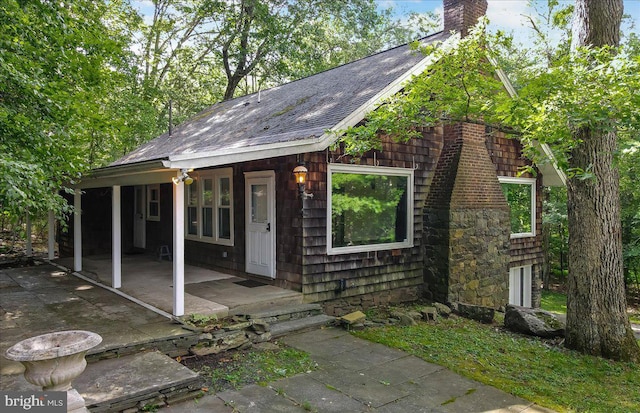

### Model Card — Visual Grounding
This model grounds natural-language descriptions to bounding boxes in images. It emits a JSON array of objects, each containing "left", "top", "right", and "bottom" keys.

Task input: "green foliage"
[
  {"left": 354, "top": 317, "right": 640, "bottom": 412},
  {"left": 0, "top": 0, "right": 132, "bottom": 218},
  {"left": 543, "top": 186, "right": 568, "bottom": 276},
  {"left": 339, "top": 20, "right": 508, "bottom": 157},
  {"left": 620, "top": 143, "right": 640, "bottom": 286}
]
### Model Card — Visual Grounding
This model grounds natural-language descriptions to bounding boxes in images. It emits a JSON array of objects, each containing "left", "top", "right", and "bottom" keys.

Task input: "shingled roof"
[{"left": 109, "top": 31, "right": 449, "bottom": 170}]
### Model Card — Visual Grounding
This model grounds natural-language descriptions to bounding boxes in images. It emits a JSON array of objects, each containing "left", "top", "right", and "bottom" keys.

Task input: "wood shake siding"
[{"left": 301, "top": 128, "right": 443, "bottom": 304}]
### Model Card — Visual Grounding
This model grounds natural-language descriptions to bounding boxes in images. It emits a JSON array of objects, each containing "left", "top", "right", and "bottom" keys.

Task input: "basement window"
[
  {"left": 327, "top": 164, "right": 414, "bottom": 255},
  {"left": 509, "top": 265, "right": 532, "bottom": 307},
  {"left": 499, "top": 176, "right": 536, "bottom": 238},
  {"left": 186, "top": 168, "right": 234, "bottom": 246}
]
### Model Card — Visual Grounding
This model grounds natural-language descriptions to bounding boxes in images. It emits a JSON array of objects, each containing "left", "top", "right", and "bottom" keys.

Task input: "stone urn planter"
[{"left": 5, "top": 330, "right": 102, "bottom": 413}]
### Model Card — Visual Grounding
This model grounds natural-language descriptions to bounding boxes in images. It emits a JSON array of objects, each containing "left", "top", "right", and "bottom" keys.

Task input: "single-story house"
[{"left": 59, "top": 0, "right": 565, "bottom": 317}]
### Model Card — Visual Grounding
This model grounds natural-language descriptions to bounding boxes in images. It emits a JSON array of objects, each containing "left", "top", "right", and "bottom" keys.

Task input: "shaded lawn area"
[
  {"left": 542, "top": 290, "right": 640, "bottom": 324},
  {"left": 353, "top": 316, "right": 640, "bottom": 412}
]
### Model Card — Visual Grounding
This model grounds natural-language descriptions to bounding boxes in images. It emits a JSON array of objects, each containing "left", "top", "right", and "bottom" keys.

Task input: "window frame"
[
  {"left": 498, "top": 176, "right": 536, "bottom": 239},
  {"left": 185, "top": 168, "right": 234, "bottom": 246},
  {"left": 327, "top": 163, "right": 414, "bottom": 255},
  {"left": 146, "top": 184, "right": 160, "bottom": 221}
]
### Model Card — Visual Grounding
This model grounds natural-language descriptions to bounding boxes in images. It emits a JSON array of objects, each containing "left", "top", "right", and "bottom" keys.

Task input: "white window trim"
[
  {"left": 185, "top": 167, "right": 234, "bottom": 246},
  {"left": 146, "top": 184, "right": 160, "bottom": 221},
  {"left": 327, "top": 163, "right": 414, "bottom": 255},
  {"left": 498, "top": 176, "right": 536, "bottom": 239}
]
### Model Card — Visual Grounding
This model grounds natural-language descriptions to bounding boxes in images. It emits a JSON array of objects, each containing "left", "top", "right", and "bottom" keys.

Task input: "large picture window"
[
  {"left": 327, "top": 164, "right": 414, "bottom": 255},
  {"left": 186, "top": 168, "right": 234, "bottom": 245},
  {"left": 499, "top": 176, "right": 536, "bottom": 238}
]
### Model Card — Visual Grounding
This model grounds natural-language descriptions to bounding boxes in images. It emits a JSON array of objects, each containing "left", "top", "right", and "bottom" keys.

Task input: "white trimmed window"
[
  {"left": 186, "top": 168, "right": 233, "bottom": 245},
  {"left": 509, "top": 265, "right": 532, "bottom": 307},
  {"left": 327, "top": 164, "right": 414, "bottom": 255},
  {"left": 146, "top": 184, "right": 160, "bottom": 221},
  {"left": 499, "top": 176, "right": 536, "bottom": 238}
]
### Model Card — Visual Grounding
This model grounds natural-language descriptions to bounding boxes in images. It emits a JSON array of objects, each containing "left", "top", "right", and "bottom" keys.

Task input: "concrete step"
[
  {"left": 227, "top": 292, "right": 303, "bottom": 316},
  {"left": 242, "top": 303, "right": 324, "bottom": 322},
  {"left": 270, "top": 314, "right": 336, "bottom": 338},
  {"left": 80, "top": 351, "right": 203, "bottom": 412}
]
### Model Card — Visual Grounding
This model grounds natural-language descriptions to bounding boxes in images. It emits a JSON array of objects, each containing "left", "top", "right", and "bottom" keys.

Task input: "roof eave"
[{"left": 75, "top": 159, "right": 178, "bottom": 189}]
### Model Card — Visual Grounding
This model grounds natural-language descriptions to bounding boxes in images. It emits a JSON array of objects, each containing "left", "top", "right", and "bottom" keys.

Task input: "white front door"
[
  {"left": 245, "top": 171, "right": 276, "bottom": 278},
  {"left": 133, "top": 185, "right": 146, "bottom": 249}
]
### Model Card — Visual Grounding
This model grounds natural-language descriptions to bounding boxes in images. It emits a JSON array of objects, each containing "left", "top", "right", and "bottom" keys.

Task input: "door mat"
[{"left": 233, "top": 279, "right": 267, "bottom": 288}]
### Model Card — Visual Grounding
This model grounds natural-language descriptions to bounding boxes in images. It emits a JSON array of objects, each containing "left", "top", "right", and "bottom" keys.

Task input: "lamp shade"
[{"left": 293, "top": 165, "right": 308, "bottom": 184}]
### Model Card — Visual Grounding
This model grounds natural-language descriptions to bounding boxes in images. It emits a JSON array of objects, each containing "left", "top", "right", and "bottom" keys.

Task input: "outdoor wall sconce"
[
  {"left": 293, "top": 164, "right": 313, "bottom": 199},
  {"left": 172, "top": 169, "right": 194, "bottom": 185}
]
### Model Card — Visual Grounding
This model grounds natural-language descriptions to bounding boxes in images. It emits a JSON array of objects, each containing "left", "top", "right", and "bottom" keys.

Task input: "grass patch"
[
  {"left": 353, "top": 316, "right": 640, "bottom": 412},
  {"left": 183, "top": 344, "right": 317, "bottom": 392},
  {"left": 541, "top": 290, "right": 568, "bottom": 314}
]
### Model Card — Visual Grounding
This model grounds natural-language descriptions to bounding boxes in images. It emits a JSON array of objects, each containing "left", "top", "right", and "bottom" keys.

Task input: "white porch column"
[
  {"left": 74, "top": 189, "right": 82, "bottom": 272},
  {"left": 173, "top": 179, "right": 185, "bottom": 316},
  {"left": 48, "top": 210, "right": 55, "bottom": 260},
  {"left": 112, "top": 185, "right": 122, "bottom": 288},
  {"left": 25, "top": 212, "right": 32, "bottom": 257}
]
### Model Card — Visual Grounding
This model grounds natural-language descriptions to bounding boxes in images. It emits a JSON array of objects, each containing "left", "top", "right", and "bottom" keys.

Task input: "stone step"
[
  {"left": 80, "top": 351, "right": 203, "bottom": 412},
  {"left": 1, "top": 351, "right": 203, "bottom": 412},
  {"left": 270, "top": 314, "right": 336, "bottom": 338},
  {"left": 241, "top": 303, "right": 324, "bottom": 322}
]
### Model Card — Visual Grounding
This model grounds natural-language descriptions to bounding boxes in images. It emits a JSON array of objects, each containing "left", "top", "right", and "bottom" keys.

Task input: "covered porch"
[{"left": 54, "top": 254, "right": 302, "bottom": 318}]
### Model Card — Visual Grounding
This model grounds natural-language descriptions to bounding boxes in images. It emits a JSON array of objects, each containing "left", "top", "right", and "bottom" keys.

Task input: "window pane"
[
  {"left": 501, "top": 183, "right": 533, "bottom": 234},
  {"left": 331, "top": 173, "right": 408, "bottom": 248},
  {"left": 251, "top": 184, "right": 268, "bottom": 223},
  {"left": 187, "top": 207, "right": 198, "bottom": 235},
  {"left": 202, "top": 207, "right": 213, "bottom": 237},
  {"left": 150, "top": 188, "right": 159, "bottom": 201},
  {"left": 218, "top": 208, "right": 231, "bottom": 239},
  {"left": 219, "top": 177, "right": 231, "bottom": 206},
  {"left": 188, "top": 181, "right": 198, "bottom": 206},
  {"left": 149, "top": 202, "right": 159, "bottom": 217},
  {"left": 203, "top": 179, "right": 213, "bottom": 206}
]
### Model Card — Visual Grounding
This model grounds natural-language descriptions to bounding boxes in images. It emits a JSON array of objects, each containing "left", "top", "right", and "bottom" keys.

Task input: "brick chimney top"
[{"left": 443, "top": 0, "right": 488, "bottom": 37}]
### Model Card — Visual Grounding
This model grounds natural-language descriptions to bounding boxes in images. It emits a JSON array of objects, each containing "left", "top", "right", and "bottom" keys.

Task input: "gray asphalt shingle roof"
[{"left": 110, "top": 31, "right": 448, "bottom": 167}]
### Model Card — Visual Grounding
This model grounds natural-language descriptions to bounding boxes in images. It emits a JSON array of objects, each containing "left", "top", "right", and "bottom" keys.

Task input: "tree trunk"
[{"left": 565, "top": 0, "right": 640, "bottom": 362}]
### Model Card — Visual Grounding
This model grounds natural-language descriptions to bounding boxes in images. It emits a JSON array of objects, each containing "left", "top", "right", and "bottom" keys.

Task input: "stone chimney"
[{"left": 443, "top": 0, "right": 488, "bottom": 37}]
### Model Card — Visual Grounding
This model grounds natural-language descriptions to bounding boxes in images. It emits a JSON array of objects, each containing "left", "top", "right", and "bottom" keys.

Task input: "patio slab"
[{"left": 55, "top": 254, "right": 302, "bottom": 317}]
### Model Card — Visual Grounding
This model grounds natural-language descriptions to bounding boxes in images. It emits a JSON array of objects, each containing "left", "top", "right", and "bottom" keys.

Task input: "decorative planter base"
[{"left": 5, "top": 330, "right": 102, "bottom": 413}]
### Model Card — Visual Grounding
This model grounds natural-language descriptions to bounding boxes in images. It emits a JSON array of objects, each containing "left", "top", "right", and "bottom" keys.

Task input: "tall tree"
[
  {"left": 564, "top": 0, "right": 639, "bottom": 361},
  {"left": 0, "top": 0, "right": 131, "bottom": 219}
]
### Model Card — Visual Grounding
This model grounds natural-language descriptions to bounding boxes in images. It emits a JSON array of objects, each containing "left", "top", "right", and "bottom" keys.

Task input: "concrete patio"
[{"left": 54, "top": 254, "right": 302, "bottom": 317}]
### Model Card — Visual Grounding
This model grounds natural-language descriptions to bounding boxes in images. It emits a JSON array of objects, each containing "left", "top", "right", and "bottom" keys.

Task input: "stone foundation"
[{"left": 321, "top": 286, "right": 421, "bottom": 317}]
